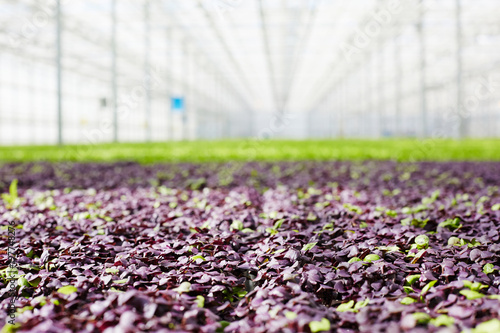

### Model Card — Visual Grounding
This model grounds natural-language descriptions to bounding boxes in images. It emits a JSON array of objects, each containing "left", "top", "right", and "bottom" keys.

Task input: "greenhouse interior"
[
  {"left": 1, "top": 1, "right": 500, "bottom": 333},
  {"left": 0, "top": 0, "right": 499, "bottom": 144}
]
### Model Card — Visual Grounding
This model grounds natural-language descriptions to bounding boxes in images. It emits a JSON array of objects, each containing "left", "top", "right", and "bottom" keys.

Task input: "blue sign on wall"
[{"left": 171, "top": 97, "right": 185, "bottom": 113}]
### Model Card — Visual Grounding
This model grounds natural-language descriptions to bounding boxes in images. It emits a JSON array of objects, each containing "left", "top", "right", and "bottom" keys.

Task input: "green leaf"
[
  {"left": 266, "top": 227, "right": 278, "bottom": 235},
  {"left": 1, "top": 323, "right": 21, "bottom": 333},
  {"left": 401, "top": 207, "right": 412, "bottom": 214},
  {"left": 196, "top": 295, "right": 205, "bottom": 308},
  {"left": 28, "top": 277, "right": 41, "bottom": 287},
  {"left": 410, "top": 218, "right": 429, "bottom": 228},
  {"left": 404, "top": 286, "right": 414, "bottom": 294},
  {"left": 18, "top": 277, "right": 30, "bottom": 288},
  {"left": 448, "top": 236, "right": 461, "bottom": 246},
  {"left": 472, "top": 319, "right": 500, "bottom": 333},
  {"left": 348, "top": 257, "right": 362, "bottom": 263},
  {"left": 414, "top": 235, "right": 429, "bottom": 249},
  {"left": 216, "top": 321, "right": 230, "bottom": 333},
  {"left": 285, "top": 311, "right": 297, "bottom": 320},
  {"left": 412, "top": 312, "right": 431, "bottom": 324},
  {"left": 109, "top": 287, "right": 124, "bottom": 293},
  {"left": 430, "top": 314, "right": 455, "bottom": 327},
  {"left": 105, "top": 267, "right": 120, "bottom": 274},
  {"left": 241, "top": 228, "right": 254, "bottom": 233},
  {"left": 2, "top": 179, "right": 20, "bottom": 207},
  {"left": 9, "top": 179, "right": 18, "bottom": 200},
  {"left": 234, "top": 287, "right": 247, "bottom": 298},
  {"left": 113, "top": 279, "right": 128, "bottom": 284},
  {"left": 460, "top": 289, "right": 485, "bottom": 300},
  {"left": 354, "top": 299, "right": 369, "bottom": 310},
  {"left": 174, "top": 281, "right": 191, "bottom": 294},
  {"left": 17, "top": 305, "right": 33, "bottom": 314},
  {"left": 377, "top": 245, "right": 400, "bottom": 253},
  {"left": 191, "top": 255, "right": 206, "bottom": 261},
  {"left": 492, "top": 203, "right": 500, "bottom": 211},
  {"left": 309, "top": 318, "right": 331, "bottom": 332},
  {"left": 273, "top": 219, "right": 285, "bottom": 229},
  {"left": 400, "top": 297, "right": 417, "bottom": 305},
  {"left": 343, "top": 203, "right": 363, "bottom": 214},
  {"left": 385, "top": 210, "right": 398, "bottom": 217},
  {"left": 302, "top": 242, "right": 317, "bottom": 252},
  {"left": 401, "top": 217, "right": 412, "bottom": 225},
  {"left": 363, "top": 254, "right": 380, "bottom": 262},
  {"left": 336, "top": 300, "right": 355, "bottom": 312},
  {"left": 57, "top": 285, "right": 78, "bottom": 295},
  {"left": 468, "top": 238, "right": 481, "bottom": 247},
  {"left": 0, "top": 267, "right": 18, "bottom": 282},
  {"left": 307, "top": 212, "right": 317, "bottom": 221},
  {"left": 463, "top": 280, "right": 488, "bottom": 291},
  {"left": 421, "top": 280, "right": 437, "bottom": 296},
  {"left": 438, "top": 217, "right": 462, "bottom": 230},
  {"left": 34, "top": 296, "right": 47, "bottom": 305},
  {"left": 230, "top": 220, "right": 244, "bottom": 231},
  {"left": 322, "top": 222, "right": 334, "bottom": 230},
  {"left": 406, "top": 274, "right": 421, "bottom": 285}
]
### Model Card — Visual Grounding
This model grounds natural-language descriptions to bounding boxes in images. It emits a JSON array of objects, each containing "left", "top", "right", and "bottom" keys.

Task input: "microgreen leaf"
[
  {"left": 302, "top": 242, "right": 317, "bottom": 252},
  {"left": 430, "top": 315, "right": 454, "bottom": 327},
  {"left": 309, "top": 318, "right": 331, "bottom": 332},
  {"left": 363, "top": 254, "right": 380, "bottom": 262},
  {"left": 400, "top": 297, "right": 417, "bottom": 305},
  {"left": 57, "top": 285, "right": 78, "bottom": 295},
  {"left": 460, "top": 289, "right": 485, "bottom": 300}
]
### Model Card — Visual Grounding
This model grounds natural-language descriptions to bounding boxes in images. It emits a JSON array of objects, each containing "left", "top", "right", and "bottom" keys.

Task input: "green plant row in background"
[{"left": 0, "top": 139, "right": 499, "bottom": 163}]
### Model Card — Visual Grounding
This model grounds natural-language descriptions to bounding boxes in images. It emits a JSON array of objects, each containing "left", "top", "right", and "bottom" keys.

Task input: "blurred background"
[{"left": 0, "top": 0, "right": 499, "bottom": 146}]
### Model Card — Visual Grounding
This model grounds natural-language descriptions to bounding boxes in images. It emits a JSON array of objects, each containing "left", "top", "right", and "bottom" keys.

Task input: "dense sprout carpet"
[{"left": 1, "top": 161, "right": 500, "bottom": 333}]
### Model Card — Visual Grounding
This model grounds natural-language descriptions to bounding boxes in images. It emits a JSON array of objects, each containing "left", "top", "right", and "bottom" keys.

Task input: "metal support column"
[
  {"left": 356, "top": 70, "right": 362, "bottom": 137},
  {"left": 329, "top": 94, "right": 334, "bottom": 138},
  {"left": 418, "top": 0, "right": 428, "bottom": 137},
  {"left": 182, "top": 39, "right": 188, "bottom": 141},
  {"left": 377, "top": 39, "right": 384, "bottom": 138},
  {"left": 188, "top": 46, "right": 195, "bottom": 140},
  {"left": 112, "top": 0, "right": 118, "bottom": 142},
  {"left": 362, "top": 56, "right": 369, "bottom": 138},
  {"left": 368, "top": 54, "right": 374, "bottom": 138},
  {"left": 339, "top": 79, "right": 347, "bottom": 139},
  {"left": 216, "top": 72, "right": 222, "bottom": 139},
  {"left": 165, "top": 27, "right": 170, "bottom": 141},
  {"left": 56, "top": 0, "right": 63, "bottom": 145},
  {"left": 168, "top": 27, "right": 175, "bottom": 141},
  {"left": 394, "top": 34, "right": 402, "bottom": 137},
  {"left": 144, "top": 0, "right": 152, "bottom": 142},
  {"left": 456, "top": 0, "right": 465, "bottom": 138}
]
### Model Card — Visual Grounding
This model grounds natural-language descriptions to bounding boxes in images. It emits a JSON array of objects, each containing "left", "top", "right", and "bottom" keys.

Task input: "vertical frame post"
[
  {"left": 394, "top": 33, "right": 402, "bottom": 137},
  {"left": 418, "top": 0, "right": 428, "bottom": 137},
  {"left": 377, "top": 39, "right": 384, "bottom": 138},
  {"left": 112, "top": 0, "right": 118, "bottom": 142},
  {"left": 144, "top": 0, "right": 152, "bottom": 142},
  {"left": 456, "top": 0, "right": 464, "bottom": 138},
  {"left": 56, "top": 0, "right": 63, "bottom": 145}
]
